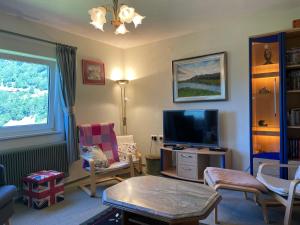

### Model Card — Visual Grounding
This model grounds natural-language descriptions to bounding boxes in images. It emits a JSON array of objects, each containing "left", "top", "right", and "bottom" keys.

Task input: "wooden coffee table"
[{"left": 102, "top": 176, "right": 221, "bottom": 225}]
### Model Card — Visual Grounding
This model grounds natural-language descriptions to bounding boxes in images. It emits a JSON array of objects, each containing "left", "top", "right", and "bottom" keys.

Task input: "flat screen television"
[{"left": 163, "top": 109, "right": 219, "bottom": 147}]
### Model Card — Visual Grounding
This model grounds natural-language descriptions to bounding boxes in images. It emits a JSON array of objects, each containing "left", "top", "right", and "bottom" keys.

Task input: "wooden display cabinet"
[{"left": 250, "top": 29, "right": 300, "bottom": 178}]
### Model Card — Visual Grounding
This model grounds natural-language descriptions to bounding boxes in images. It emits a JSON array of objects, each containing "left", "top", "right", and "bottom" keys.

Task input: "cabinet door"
[{"left": 250, "top": 34, "right": 284, "bottom": 174}]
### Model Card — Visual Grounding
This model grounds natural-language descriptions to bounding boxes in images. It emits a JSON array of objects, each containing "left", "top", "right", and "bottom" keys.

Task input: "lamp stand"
[
  {"left": 120, "top": 85, "right": 127, "bottom": 135},
  {"left": 116, "top": 80, "right": 129, "bottom": 135}
]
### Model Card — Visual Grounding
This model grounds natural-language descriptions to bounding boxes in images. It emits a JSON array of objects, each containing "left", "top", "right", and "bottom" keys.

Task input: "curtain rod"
[{"left": 0, "top": 29, "right": 77, "bottom": 50}]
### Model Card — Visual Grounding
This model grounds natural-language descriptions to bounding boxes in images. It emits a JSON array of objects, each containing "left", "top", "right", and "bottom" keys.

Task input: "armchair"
[
  {"left": 78, "top": 123, "right": 135, "bottom": 197},
  {"left": 257, "top": 163, "right": 300, "bottom": 225},
  {"left": 116, "top": 135, "right": 142, "bottom": 174},
  {"left": 0, "top": 164, "right": 17, "bottom": 225}
]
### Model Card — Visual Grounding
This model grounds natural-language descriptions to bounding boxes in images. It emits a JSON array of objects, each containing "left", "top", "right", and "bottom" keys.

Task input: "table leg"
[
  {"left": 171, "top": 220, "right": 199, "bottom": 225},
  {"left": 200, "top": 206, "right": 219, "bottom": 225},
  {"left": 122, "top": 211, "right": 129, "bottom": 225},
  {"left": 214, "top": 206, "right": 219, "bottom": 224},
  {"left": 122, "top": 210, "right": 199, "bottom": 225}
]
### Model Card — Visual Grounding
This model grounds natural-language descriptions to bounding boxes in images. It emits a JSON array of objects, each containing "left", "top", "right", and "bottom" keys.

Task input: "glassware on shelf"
[{"left": 251, "top": 39, "right": 281, "bottom": 156}]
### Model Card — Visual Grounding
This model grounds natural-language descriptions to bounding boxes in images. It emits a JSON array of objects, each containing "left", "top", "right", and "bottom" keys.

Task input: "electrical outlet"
[
  {"left": 159, "top": 135, "right": 163, "bottom": 141},
  {"left": 151, "top": 135, "right": 157, "bottom": 141}
]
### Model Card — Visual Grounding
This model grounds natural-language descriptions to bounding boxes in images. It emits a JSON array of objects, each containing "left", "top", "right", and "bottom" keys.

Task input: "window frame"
[{"left": 0, "top": 51, "right": 58, "bottom": 139}]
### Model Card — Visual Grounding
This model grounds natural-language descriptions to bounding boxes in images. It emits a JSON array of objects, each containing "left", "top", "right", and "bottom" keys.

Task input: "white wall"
[{"left": 124, "top": 7, "right": 300, "bottom": 170}]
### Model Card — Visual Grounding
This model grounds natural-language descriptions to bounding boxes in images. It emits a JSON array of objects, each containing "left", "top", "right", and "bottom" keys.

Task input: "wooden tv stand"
[{"left": 160, "top": 147, "right": 231, "bottom": 183}]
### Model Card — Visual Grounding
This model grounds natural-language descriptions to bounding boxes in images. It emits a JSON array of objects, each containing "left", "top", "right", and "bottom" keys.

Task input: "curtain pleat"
[{"left": 56, "top": 44, "right": 79, "bottom": 164}]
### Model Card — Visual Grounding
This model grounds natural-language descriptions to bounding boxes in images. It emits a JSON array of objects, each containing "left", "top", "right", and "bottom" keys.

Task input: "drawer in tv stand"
[
  {"left": 177, "top": 163, "right": 198, "bottom": 180},
  {"left": 177, "top": 152, "right": 197, "bottom": 166}
]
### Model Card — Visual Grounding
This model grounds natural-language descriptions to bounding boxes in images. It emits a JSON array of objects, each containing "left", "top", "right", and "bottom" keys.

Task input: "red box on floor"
[{"left": 22, "top": 170, "right": 64, "bottom": 209}]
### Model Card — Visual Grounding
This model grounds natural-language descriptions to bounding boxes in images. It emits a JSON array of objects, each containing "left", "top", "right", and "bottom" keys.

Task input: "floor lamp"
[{"left": 116, "top": 79, "right": 129, "bottom": 135}]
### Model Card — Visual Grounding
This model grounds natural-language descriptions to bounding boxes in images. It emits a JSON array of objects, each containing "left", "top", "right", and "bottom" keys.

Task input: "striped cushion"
[{"left": 206, "top": 167, "right": 268, "bottom": 192}]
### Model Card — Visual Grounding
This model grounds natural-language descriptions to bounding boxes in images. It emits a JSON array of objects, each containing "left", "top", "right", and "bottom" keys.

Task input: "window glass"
[
  {"left": 0, "top": 50, "right": 58, "bottom": 139},
  {"left": 0, "top": 58, "right": 49, "bottom": 127}
]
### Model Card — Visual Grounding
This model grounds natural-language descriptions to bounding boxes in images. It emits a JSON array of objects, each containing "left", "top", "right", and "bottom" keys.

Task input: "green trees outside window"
[{"left": 0, "top": 59, "right": 49, "bottom": 127}]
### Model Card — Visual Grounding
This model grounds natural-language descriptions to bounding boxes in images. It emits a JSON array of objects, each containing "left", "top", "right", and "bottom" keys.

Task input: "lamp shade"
[
  {"left": 132, "top": 13, "right": 145, "bottom": 28},
  {"left": 116, "top": 79, "right": 129, "bottom": 86},
  {"left": 119, "top": 5, "right": 135, "bottom": 23},
  {"left": 115, "top": 24, "right": 129, "bottom": 35},
  {"left": 89, "top": 7, "right": 107, "bottom": 31}
]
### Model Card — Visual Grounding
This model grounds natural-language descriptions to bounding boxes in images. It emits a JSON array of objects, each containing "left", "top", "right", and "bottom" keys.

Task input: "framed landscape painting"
[
  {"left": 82, "top": 59, "right": 105, "bottom": 85},
  {"left": 172, "top": 52, "right": 227, "bottom": 102}
]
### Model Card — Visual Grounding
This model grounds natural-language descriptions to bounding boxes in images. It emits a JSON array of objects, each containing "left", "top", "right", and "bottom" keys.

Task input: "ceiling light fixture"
[{"left": 88, "top": 0, "right": 145, "bottom": 35}]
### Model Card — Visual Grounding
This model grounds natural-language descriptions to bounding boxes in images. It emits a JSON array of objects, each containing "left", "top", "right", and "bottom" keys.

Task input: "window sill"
[{"left": 0, "top": 130, "right": 63, "bottom": 141}]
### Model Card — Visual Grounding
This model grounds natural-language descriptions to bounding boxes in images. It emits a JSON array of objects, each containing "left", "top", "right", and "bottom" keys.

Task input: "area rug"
[{"left": 80, "top": 207, "right": 122, "bottom": 225}]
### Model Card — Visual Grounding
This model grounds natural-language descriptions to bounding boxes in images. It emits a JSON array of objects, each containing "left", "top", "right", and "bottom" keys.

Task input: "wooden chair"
[
  {"left": 78, "top": 123, "right": 135, "bottom": 197},
  {"left": 257, "top": 163, "right": 300, "bottom": 225},
  {"left": 205, "top": 165, "right": 300, "bottom": 225},
  {"left": 116, "top": 135, "right": 142, "bottom": 174},
  {"left": 204, "top": 167, "right": 268, "bottom": 224}
]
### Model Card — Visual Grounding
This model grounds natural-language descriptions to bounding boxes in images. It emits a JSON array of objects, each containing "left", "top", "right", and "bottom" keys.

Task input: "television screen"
[{"left": 163, "top": 110, "right": 219, "bottom": 147}]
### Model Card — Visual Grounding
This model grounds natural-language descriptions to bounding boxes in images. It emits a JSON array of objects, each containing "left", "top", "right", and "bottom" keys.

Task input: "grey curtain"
[{"left": 56, "top": 44, "right": 79, "bottom": 164}]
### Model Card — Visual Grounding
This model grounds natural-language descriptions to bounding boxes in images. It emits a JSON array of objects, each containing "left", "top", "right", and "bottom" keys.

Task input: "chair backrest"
[
  {"left": 116, "top": 135, "right": 135, "bottom": 145},
  {"left": 78, "top": 123, "right": 119, "bottom": 164}
]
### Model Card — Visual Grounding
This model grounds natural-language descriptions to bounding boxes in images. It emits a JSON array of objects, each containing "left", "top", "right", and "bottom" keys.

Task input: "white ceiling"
[{"left": 0, "top": 0, "right": 299, "bottom": 49}]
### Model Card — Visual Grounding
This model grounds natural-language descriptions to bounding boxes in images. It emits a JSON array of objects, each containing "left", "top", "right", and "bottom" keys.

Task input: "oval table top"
[{"left": 102, "top": 176, "right": 221, "bottom": 222}]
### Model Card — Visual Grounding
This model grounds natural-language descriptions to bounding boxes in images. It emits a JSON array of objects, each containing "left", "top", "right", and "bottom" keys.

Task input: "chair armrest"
[
  {"left": 136, "top": 151, "right": 142, "bottom": 159},
  {"left": 289, "top": 179, "right": 300, "bottom": 198},
  {"left": 128, "top": 154, "right": 133, "bottom": 162},
  {"left": 0, "top": 164, "right": 6, "bottom": 186},
  {"left": 257, "top": 163, "right": 299, "bottom": 175}
]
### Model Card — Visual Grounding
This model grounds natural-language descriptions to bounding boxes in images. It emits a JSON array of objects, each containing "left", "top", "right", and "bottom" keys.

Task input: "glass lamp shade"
[
  {"left": 118, "top": 5, "right": 135, "bottom": 23},
  {"left": 116, "top": 79, "right": 129, "bottom": 87},
  {"left": 89, "top": 7, "right": 107, "bottom": 31},
  {"left": 132, "top": 13, "right": 145, "bottom": 28},
  {"left": 115, "top": 24, "right": 129, "bottom": 35}
]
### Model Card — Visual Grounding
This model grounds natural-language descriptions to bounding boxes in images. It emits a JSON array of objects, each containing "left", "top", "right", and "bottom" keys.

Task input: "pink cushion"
[
  {"left": 206, "top": 167, "right": 267, "bottom": 193},
  {"left": 78, "top": 123, "right": 120, "bottom": 164}
]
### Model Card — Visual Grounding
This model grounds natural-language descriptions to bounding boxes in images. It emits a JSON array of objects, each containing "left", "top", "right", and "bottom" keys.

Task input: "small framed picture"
[
  {"left": 82, "top": 59, "right": 105, "bottom": 85},
  {"left": 172, "top": 52, "right": 227, "bottom": 102}
]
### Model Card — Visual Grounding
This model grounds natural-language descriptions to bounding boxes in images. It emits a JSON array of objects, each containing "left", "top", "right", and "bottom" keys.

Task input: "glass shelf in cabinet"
[{"left": 252, "top": 64, "right": 279, "bottom": 75}]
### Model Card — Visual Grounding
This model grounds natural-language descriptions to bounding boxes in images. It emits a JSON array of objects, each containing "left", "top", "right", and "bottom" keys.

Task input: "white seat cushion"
[{"left": 257, "top": 173, "right": 300, "bottom": 197}]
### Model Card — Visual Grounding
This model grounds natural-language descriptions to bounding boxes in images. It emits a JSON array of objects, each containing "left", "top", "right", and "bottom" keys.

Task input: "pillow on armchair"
[
  {"left": 81, "top": 146, "right": 109, "bottom": 169},
  {"left": 118, "top": 143, "right": 137, "bottom": 162}
]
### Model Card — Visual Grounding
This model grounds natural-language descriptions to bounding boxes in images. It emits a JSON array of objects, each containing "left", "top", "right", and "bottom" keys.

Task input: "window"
[{"left": 0, "top": 50, "right": 57, "bottom": 139}]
